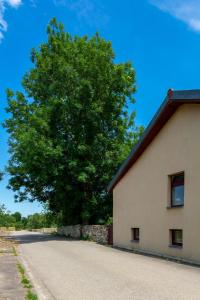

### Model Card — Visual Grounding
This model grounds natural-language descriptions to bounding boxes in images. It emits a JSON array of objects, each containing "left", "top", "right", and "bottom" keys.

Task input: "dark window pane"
[
  {"left": 172, "top": 174, "right": 184, "bottom": 187},
  {"left": 134, "top": 228, "right": 139, "bottom": 240},
  {"left": 175, "top": 230, "right": 182, "bottom": 244},
  {"left": 132, "top": 228, "right": 139, "bottom": 241},
  {"left": 171, "top": 173, "right": 184, "bottom": 206},
  {"left": 171, "top": 229, "right": 183, "bottom": 246}
]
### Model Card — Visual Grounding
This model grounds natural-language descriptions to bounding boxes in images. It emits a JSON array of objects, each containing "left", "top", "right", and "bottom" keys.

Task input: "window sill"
[
  {"left": 167, "top": 205, "right": 184, "bottom": 209},
  {"left": 169, "top": 244, "right": 183, "bottom": 249},
  {"left": 130, "top": 240, "right": 139, "bottom": 243}
]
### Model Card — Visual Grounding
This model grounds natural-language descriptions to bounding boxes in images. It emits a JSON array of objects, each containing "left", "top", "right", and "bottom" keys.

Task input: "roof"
[{"left": 107, "top": 89, "right": 200, "bottom": 192}]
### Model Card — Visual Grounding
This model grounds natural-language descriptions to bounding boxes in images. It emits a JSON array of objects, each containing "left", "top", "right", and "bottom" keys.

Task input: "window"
[
  {"left": 170, "top": 229, "right": 183, "bottom": 247},
  {"left": 131, "top": 228, "right": 139, "bottom": 242},
  {"left": 171, "top": 173, "right": 184, "bottom": 207}
]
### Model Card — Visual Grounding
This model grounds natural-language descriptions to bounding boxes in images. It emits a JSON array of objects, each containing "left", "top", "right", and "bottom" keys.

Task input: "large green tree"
[{"left": 5, "top": 18, "right": 143, "bottom": 225}]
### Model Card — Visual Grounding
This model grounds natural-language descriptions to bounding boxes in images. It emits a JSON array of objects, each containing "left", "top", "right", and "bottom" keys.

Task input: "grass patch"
[
  {"left": 26, "top": 290, "right": 38, "bottom": 300},
  {"left": 17, "top": 262, "right": 32, "bottom": 288},
  {"left": 17, "top": 262, "right": 25, "bottom": 276},
  {"left": 21, "top": 277, "right": 32, "bottom": 289},
  {"left": 17, "top": 262, "right": 37, "bottom": 298},
  {"left": 81, "top": 234, "right": 93, "bottom": 241},
  {"left": 12, "top": 246, "right": 18, "bottom": 256}
]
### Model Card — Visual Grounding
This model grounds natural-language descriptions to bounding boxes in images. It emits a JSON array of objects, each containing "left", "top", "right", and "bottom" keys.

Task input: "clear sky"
[{"left": 1, "top": 0, "right": 200, "bottom": 216}]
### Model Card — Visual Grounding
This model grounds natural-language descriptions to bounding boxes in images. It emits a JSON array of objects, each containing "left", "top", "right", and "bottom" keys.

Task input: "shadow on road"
[{"left": 10, "top": 231, "right": 81, "bottom": 245}]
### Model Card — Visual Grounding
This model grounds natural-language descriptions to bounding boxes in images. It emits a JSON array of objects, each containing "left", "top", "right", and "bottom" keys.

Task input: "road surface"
[{"left": 12, "top": 231, "right": 200, "bottom": 300}]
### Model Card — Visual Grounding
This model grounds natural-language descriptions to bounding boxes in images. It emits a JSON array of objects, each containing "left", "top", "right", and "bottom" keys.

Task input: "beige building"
[{"left": 108, "top": 89, "right": 200, "bottom": 264}]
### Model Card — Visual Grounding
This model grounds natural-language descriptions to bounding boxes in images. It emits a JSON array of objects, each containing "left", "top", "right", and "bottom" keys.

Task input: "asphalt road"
[{"left": 12, "top": 231, "right": 200, "bottom": 300}]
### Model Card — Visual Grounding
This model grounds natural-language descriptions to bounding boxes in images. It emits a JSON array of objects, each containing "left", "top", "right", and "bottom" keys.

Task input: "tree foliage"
[
  {"left": 5, "top": 18, "right": 144, "bottom": 225},
  {"left": 26, "top": 212, "right": 58, "bottom": 229},
  {"left": 0, "top": 203, "right": 57, "bottom": 229},
  {"left": 0, "top": 204, "right": 22, "bottom": 228}
]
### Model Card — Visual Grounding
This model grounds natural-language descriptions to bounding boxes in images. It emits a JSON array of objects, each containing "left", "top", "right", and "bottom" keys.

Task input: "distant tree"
[
  {"left": 12, "top": 212, "right": 21, "bottom": 222},
  {"left": 0, "top": 204, "right": 7, "bottom": 226},
  {"left": 21, "top": 217, "right": 28, "bottom": 228},
  {"left": 0, "top": 203, "right": 6, "bottom": 215},
  {"left": 0, "top": 204, "right": 16, "bottom": 227},
  {"left": 4, "top": 18, "right": 144, "bottom": 225},
  {"left": 11, "top": 212, "right": 23, "bottom": 229},
  {"left": 0, "top": 203, "right": 56, "bottom": 229},
  {"left": 26, "top": 213, "right": 44, "bottom": 229}
]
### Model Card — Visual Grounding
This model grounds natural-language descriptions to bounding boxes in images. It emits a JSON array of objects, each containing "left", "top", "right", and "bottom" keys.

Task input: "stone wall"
[
  {"left": 42, "top": 228, "right": 57, "bottom": 234},
  {"left": 0, "top": 227, "right": 15, "bottom": 231},
  {"left": 57, "top": 225, "right": 111, "bottom": 244},
  {"left": 30, "top": 225, "right": 112, "bottom": 244},
  {"left": 30, "top": 228, "right": 57, "bottom": 234},
  {"left": 57, "top": 225, "right": 81, "bottom": 239},
  {"left": 82, "top": 225, "right": 108, "bottom": 244}
]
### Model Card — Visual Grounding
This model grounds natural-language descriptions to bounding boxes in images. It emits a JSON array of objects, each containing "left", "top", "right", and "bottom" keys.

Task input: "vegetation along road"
[{"left": 12, "top": 231, "right": 200, "bottom": 300}]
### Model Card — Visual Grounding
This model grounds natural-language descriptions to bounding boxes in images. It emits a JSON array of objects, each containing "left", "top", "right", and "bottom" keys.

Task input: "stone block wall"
[
  {"left": 30, "top": 225, "right": 112, "bottom": 244},
  {"left": 82, "top": 225, "right": 108, "bottom": 244},
  {"left": 57, "top": 225, "right": 81, "bottom": 238},
  {"left": 57, "top": 225, "right": 111, "bottom": 244},
  {"left": 42, "top": 228, "right": 57, "bottom": 234},
  {"left": 0, "top": 227, "right": 15, "bottom": 231},
  {"left": 30, "top": 228, "right": 57, "bottom": 234}
]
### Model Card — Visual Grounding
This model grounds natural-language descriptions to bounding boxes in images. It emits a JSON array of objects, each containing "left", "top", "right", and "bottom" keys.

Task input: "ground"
[
  {"left": 10, "top": 231, "right": 200, "bottom": 300},
  {"left": 0, "top": 231, "right": 25, "bottom": 300}
]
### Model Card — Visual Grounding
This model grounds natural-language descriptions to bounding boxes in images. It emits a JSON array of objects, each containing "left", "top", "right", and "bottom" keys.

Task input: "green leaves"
[
  {"left": 78, "top": 172, "right": 88, "bottom": 183},
  {"left": 5, "top": 18, "right": 144, "bottom": 225}
]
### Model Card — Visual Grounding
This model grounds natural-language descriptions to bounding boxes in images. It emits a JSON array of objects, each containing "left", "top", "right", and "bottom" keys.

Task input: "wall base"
[{"left": 113, "top": 245, "right": 200, "bottom": 268}]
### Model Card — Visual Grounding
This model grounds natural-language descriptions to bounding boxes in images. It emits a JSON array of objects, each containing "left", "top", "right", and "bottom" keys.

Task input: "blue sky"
[{"left": 1, "top": 0, "right": 200, "bottom": 216}]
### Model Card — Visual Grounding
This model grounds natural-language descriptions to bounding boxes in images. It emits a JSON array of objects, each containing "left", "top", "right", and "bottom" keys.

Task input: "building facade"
[{"left": 108, "top": 90, "right": 200, "bottom": 264}]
